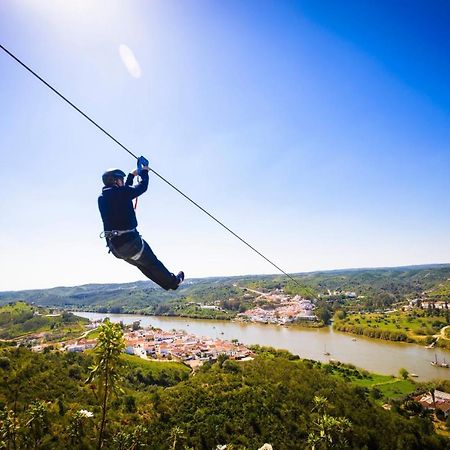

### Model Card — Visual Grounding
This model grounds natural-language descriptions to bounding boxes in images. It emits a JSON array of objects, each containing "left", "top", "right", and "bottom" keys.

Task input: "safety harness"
[
  {"left": 100, "top": 228, "right": 136, "bottom": 239},
  {"left": 100, "top": 229, "right": 145, "bottom": 261}
]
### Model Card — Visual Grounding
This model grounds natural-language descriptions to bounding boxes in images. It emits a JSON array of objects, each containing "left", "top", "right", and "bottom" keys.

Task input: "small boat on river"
[{"left": 430, "top": 354, "right": 449, "bottom": 368}]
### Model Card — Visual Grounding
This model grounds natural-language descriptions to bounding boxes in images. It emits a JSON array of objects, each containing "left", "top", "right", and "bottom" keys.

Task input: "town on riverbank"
[
  {"left": 61, "top": 321, "right": 253, "bottom": 368},
  {"left": 0, "top": 303, "right": 252, "bottom": 368},
  {"left": 233, "top": 285, "right": 317, "bottom": 324}
]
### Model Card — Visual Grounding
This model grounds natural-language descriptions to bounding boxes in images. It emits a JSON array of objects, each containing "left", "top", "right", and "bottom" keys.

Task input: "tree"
[
  {"left": 124, "top": 395, "right": 136, "bottom": 413},
  {"left": 169, "top": 426, "right": 185, "bottom": 450},
  {"left": 23, "top": 401, "right": 50, "bottom": 449},
  {"left": 0, "top": 357, "right": 10, "bottom": 370},
  {"left": 113, "top": 425, "right": 147, "bottom": 450},
  {"left": 314, "top": 298, "right": 333, "bottom": 325},
  {"left": 307, "top": 395, "right": 352, "bottom": 450},
  {"left": 66, "top": 410, "right": 93, "bottom": 448},
  {"left": 216, "top": 353, "right": 229, "bottom": 368},
  {"left": 57, "top": 398, "right": 65, "bottom": 417},
  {"left": 0, "top": 408, "right": 20, "bottom": 450},
  {"left": 86, "top": 320, "right": 125, "bottom": 449},
  {"left": 399, "top": 368, "right": 409, "bottom": 380},
  {"left": 435, "top": 408, "right": 445, "bottom": 421}
]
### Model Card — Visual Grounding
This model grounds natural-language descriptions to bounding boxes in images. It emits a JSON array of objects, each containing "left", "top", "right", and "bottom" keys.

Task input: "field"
[
  {"left": 321, "top": 361, "right": 418, "bottom": 401},
  {"left": 352, "top": 374, "right": 416, "bottom": 399},
  {"left": 334, "top": 309, "right": 448, "bottom": 344}
]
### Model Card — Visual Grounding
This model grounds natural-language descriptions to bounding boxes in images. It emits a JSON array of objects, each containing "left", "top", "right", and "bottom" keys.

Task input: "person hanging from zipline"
[
  {"left": 98, "top": 156, "right": 184, "bottom": 290},
  {"left": 1, "top": 44, "right": 305, "bottom": 289}
]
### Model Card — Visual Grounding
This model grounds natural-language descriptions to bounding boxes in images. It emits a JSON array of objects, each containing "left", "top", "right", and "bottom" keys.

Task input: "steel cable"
[{"left": 0, "top": 43, "right": 301, "bottom": 287}]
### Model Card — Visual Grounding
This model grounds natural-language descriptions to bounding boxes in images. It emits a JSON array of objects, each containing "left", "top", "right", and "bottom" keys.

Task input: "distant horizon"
[{"left": 2, "top": 261, "right": 449, "bottom": 293}]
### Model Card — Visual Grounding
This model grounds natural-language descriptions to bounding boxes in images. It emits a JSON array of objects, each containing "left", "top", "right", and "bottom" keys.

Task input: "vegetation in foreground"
[{"left": 1, "top": 322, "right": 449, "bottom": 449}]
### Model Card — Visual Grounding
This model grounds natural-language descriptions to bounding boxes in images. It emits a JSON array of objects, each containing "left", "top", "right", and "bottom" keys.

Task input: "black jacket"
[{"left": 98, "top": 171, "right": 149, "bottom": 233}]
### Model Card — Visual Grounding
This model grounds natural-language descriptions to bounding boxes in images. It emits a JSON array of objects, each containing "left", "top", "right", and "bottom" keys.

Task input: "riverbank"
[
  {"left": 72, "top": 307, "right": 327, "bottom": 328},
  {"left": 75, "top": 311, "right": 450, "bottom": 381},
  {"left": 82, "top": 321, "right": 420, "bottom": 402},
  {"left": 333, "top": 310, "right": 450, "bottom": 350}
]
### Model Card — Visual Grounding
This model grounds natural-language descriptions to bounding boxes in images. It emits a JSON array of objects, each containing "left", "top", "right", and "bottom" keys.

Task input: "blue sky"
[{"left": 1, "top": 0, "right": 449, "bottom": 290}]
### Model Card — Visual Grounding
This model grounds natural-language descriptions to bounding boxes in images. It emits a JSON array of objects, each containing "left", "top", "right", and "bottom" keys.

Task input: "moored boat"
[{"left": 430, "top": 354, "right": 449, "bottom": 368}]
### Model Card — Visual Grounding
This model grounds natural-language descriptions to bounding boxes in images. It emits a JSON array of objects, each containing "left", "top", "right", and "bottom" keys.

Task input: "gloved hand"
[{"left": 137, "top": 156, "right": 149, "bottom": 175}]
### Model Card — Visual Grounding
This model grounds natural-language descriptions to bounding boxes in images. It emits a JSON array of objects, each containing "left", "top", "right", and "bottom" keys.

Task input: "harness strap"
[
  {"left": 99, "top": 229, "right": 144, "bottom": 260},
  {"left": 129, "top": 238, "right": 145, "bottom": 261},
  {"left": 100, "top": 228, "right": 136, "bottom": 239}
]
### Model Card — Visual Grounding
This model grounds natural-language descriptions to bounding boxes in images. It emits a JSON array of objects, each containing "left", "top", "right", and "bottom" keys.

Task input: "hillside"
[
  {"left": 0, "top": 344, "right": 448, "bottom": 449},
  {"left": 1, "top": 264, "right": 450, "bottom": 317},
  {"left": 0, "top": 302, "right": 89, "bottom": 340}
]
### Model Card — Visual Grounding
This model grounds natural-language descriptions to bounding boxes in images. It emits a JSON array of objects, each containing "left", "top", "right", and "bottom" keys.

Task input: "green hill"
[
  {"left": 1, "top": 264, "right": 450, "bottom": 316},
  {"left": 0, "top": 345, "right": 448, "bottom": 449},
  {"left": 0, "top": 302, "right": 88, "bottom": 340}
]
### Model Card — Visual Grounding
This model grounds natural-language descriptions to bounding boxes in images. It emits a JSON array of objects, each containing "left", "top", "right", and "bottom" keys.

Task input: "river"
[{"left": 75, "top": 312, "right": 450, "bottom": 381}]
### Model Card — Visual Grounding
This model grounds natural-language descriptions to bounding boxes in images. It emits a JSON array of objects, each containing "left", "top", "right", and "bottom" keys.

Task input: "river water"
[{"left": 75, "top": 312, "right": 450, "bottom": 382}]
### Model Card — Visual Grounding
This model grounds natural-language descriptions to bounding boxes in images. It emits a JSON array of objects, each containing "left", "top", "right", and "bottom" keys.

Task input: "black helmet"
[{"left": 102, "top": 168, "right": 126, "bottom": 186}]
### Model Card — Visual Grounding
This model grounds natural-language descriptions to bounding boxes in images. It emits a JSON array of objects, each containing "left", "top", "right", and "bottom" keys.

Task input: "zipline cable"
[{"left": 0, "top": 43, "right": 301, "bottom": 287}]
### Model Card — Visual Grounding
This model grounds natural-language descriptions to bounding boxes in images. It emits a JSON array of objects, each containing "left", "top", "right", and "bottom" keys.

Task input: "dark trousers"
[
  {"left": 126, "top": 240, "right": 179, "bottom": 291},
  {"left": 109, "top": 234, "right": 179, "bottom": 291}
]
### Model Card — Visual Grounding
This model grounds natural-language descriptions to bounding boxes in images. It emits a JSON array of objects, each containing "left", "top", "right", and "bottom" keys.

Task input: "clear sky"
[{"left": 1, "top": 0, "right": 449, "bottom": 291}]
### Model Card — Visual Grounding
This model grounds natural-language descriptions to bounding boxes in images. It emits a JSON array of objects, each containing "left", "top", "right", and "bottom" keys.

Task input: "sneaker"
[{"left": 176, "top": 271, "right": 185, "bottom": 285}]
